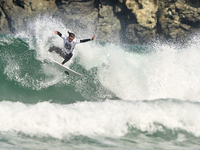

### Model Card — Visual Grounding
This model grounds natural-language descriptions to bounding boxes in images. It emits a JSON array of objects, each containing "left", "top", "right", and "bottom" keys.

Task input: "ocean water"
[{"left": 1, "top": 16, "right": 200, "bottom": 149}]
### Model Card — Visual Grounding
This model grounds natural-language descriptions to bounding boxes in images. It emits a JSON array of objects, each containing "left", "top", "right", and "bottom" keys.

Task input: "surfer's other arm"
[{"left": 54, "top": 31, "right": 62, "bottom": 37}]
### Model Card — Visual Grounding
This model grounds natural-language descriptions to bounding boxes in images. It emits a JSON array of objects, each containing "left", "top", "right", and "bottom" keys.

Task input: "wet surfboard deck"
[{"left": 46, "top": 59, "right": 82, "bottom": 77}]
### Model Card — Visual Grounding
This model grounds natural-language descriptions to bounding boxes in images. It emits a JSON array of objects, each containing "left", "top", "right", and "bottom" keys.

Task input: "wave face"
[{"left": 1, "top": 16, "right": 200, "bottom": 149}]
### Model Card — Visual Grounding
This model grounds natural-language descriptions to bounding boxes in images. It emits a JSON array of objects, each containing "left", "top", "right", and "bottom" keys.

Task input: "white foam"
[
  {"left": 75, "top": 39, "right": 200, "bottom": 101},
  {"left": 0, "top": 100, "right": 200, "bottom": 139}
]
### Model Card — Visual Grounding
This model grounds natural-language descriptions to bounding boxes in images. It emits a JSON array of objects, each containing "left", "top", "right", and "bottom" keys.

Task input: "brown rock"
[{"left": 0, "top": 0, "right": 200, "bottom": 44}]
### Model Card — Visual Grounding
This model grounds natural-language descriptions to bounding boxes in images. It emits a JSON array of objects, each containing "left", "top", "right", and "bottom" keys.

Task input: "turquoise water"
[{"left": 1, "top": 17, "right": 200, "bottom": 149}]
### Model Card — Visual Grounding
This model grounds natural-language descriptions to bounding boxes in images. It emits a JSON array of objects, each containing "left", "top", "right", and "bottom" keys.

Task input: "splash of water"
[{"left": 2, "top": 16, "right": 200, "bottom": 101}]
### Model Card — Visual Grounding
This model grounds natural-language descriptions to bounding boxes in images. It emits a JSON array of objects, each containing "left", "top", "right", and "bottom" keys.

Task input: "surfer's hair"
[{"left": 68, "top": 31, "right": 75, "bottom": 38}]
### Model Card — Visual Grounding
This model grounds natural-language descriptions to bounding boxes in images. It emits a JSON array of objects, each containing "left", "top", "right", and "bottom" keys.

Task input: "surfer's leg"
[
  {"left": 61, "top": 53, "right": 73, "bottom": 65},
  {"left": 49, "top": 46, "right": 65, "bottom": 58},
  {"left": 49, "top": 46, "right": 58, "bottom": 52}
]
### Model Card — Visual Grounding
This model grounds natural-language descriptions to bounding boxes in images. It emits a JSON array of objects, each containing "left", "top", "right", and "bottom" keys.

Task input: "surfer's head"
[
  {"left": 68, "top": 31, "right": 75, "bottom": 38},
  {"left": 68, "top": 31, "right": 75, "bottom": 42}
]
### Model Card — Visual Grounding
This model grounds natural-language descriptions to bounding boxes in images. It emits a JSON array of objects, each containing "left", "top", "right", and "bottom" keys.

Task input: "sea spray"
[{"left": 2, "top": 16, "right": 200, "bottom": 101}]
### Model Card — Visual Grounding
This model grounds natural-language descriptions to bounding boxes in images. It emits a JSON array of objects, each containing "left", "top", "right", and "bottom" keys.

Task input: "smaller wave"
[{"left": 0, "top": 99, "right": 200, "bottom": 139}]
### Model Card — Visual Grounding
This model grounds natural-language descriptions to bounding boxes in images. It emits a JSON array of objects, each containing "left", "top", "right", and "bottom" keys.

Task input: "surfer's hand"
[
  {"left": 54, "top": 31, "right": 58, "bottom": 34},
  {"left": 91, "top": 35, "right": 96, "bottom": 40}
]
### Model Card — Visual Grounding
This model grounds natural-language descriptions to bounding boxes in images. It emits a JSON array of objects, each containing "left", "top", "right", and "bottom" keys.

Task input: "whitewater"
[{"left": 0, "top": 16, "right": 200, "bottom": 149}]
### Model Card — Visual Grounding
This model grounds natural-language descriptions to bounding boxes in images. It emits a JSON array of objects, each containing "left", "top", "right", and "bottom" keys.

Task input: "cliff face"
[
  {"left": 0, "top": 0, "right": 200, "bottom": 44},
  {"left": 0, "top": 0, "right": 57, "bottom": 33}
]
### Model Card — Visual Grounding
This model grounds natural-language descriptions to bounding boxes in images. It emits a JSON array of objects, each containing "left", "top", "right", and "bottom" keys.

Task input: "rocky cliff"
[{"left": 0, "top": 0, "right": 200, "bottom": 44}]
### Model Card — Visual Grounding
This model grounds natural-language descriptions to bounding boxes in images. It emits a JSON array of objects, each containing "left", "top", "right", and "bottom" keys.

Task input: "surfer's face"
[{"left": 69, "top": 36, "right": 74, "bottom": 42}]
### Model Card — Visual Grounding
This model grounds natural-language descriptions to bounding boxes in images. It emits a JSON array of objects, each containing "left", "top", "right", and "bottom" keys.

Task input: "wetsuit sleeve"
[
  {"left": 57, "top": 31, "right": 62, "bottom": 37},
  {"left": 80, "top": 39, "right": 91, "bottom": 43}
]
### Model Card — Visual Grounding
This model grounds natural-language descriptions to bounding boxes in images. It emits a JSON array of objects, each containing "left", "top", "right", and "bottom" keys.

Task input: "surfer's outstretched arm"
[
  {"left": 54, "top": 31, "right": 62, "bottom": 37},
  {"left": 80, "top": 35, "right": 96, "bottom": 43}
]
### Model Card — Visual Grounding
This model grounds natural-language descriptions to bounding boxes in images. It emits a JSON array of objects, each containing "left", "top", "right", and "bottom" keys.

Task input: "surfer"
[{"left": 49, "top": 31, "right": 96, "bottom": 65}]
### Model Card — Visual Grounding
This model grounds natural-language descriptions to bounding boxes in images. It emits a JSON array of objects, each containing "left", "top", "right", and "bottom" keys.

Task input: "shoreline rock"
[{"left": 0, "top": 0, "right": 200, "bottom": 44}]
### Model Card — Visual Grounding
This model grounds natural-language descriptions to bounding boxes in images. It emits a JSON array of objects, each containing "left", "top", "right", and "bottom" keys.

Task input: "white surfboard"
[{"left": 49, "top": 60, "right": 82, "bottom": 77}]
